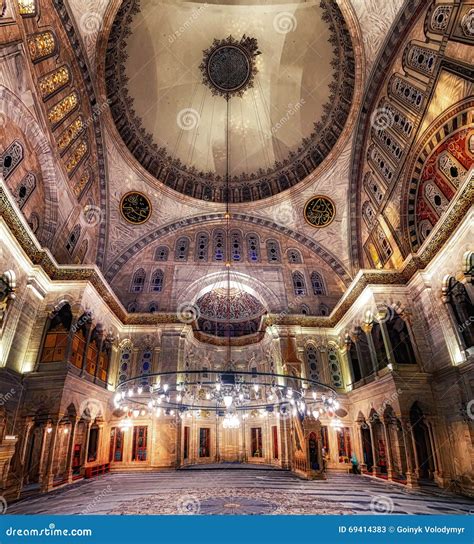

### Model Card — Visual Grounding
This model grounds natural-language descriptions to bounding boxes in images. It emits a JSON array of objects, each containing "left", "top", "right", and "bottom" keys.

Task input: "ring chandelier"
[{"left": 114, "top": 370, "right": 340, "bottom": 429}]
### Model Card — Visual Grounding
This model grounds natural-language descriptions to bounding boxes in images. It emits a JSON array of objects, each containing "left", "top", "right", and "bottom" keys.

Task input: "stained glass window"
[
  {"left": 292, "top": 271, "right": 306, "bottom": 296},
  {"left": 266, "top": 239, "right": 281, "bottom": 263},
  {"left": 247, "top": 233, "right": 260, "bottom": 262},
  {"left": 175, "top": 237, "right": 189, "bottom": 261},
  {"left": 311, "top": 272, "right": 326, "bottom": 295},
  {"left": 150, "top": 269, "right": 164, "bottom": 292},
  {"left": 195, "top": 232, "right": 209, "bottom": 261},
  {"left": 131, "top": 268, "right": 146, "bottom": 293}
]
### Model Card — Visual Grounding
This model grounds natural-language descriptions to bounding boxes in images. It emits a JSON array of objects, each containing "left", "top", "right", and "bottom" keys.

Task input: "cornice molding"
[{"left": 2, "top": 181, "right": 471, "bottom": 330}]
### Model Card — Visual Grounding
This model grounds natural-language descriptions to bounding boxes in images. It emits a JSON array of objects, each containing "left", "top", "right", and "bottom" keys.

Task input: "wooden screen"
[
  {"left": 97, "top": 350, "right": 109, "bottom": 382},
  {"left": 40, "top": 330, "right": 69, "bottom": 363},
  {"left": 70, "top": 331, "right": 86, "bottom": 369},
  {"left": 85, "top": 341, "right": 98, "bottom": 376},
  {"left": 132, "top": 426, "right": 147, "bottom": 461},
  {"left": 199, "top": 428, "right": 210, "bottom": 458},
  {"left": 251, "top": 427, "right": 263, "bottom": 457}
]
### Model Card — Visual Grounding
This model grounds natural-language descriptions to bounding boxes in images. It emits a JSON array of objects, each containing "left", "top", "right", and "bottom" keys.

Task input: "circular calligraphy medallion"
[
  {"left": 304, "top": 195, "right": 336, "bottom": 228},
  {"left": 120, "top": 192, "right": 152, "bottom": 225}
]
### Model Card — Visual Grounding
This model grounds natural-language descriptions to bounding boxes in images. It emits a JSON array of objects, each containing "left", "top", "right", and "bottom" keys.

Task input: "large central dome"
[{"left": 106, "top": 0, "right": 355, "bottom": 202}]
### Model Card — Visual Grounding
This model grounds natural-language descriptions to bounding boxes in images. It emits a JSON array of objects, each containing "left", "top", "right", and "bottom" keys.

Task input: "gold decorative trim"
[{"left": 0, "top": 184, "right": 471, "bottom": 328}]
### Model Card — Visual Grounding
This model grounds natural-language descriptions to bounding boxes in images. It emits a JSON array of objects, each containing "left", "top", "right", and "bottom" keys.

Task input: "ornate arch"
[
  {"left": 0, "top": 86, "right": 58, "bottom": 245},
  {"left": 104, "top": 213, "right": 352, "bottom": 285}
]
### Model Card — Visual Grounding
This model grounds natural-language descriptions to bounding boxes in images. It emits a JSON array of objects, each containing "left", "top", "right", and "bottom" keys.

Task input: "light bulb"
[
  {"left": 223, "top": 395, "right": 233, "bottom": 408},
  {"left": 312, "top": 392, "right": 317, "bottom": 400},
  {"left": 137, "top": 386, "right": 143, "bottom": 395},
  {"left": 206, "top": 392, "right": 211, "bottom": 400},
  {"left": 133, "top": 409, "right": 139, "bottom": 418},
  {"left": 292, "top": 408, "right": 297, "bottom": 417},
  {"left": 140, "top": 409, "right": 146, "bottom": 416},
  {"left": 128, "top": 389, "right": 133, "bottom": 397},
  {"left": 170, "top": 410, "right": 175, "bottom": 416},
  {"left": 215, "top": 383, "right": 221, "bottom": 392},
  {"left": 64, "top": 428, "right": 69, "bottom": 434},
  {"left": 163, "top": 384, "right": 169, "bottom": 392},
  {"left": 177, "top": 394, "right": 182, "bottom": 402},
  {"left": 253, "top": 384, "right": 259, "bottom": 392},
  {"left": 155, "top": 408, "right": 161, "bottom": 417},
  {"left": 239, "top": 393, "right": 244, "bottom": 401},
  {"left": 115, "top": 394, "right": 121, "bottom": 403}
]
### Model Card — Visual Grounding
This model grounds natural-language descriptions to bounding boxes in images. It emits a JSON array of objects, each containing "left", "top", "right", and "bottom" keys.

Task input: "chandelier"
[{"left": 114, "top": 369, "right": 340, "bottom": 429}]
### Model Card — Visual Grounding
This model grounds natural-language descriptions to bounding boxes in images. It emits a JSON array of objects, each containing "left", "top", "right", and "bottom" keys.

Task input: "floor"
[{"left": 7, "top": 468, "right": 474, "bottom": 515}]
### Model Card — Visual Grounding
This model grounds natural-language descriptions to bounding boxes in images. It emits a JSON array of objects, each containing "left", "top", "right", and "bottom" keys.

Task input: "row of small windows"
[
  {"left": 130, "top": 268, "right": 327, "bottom": 297},
  {"left": 153, "top": 233, "right": 306, "bottom": 264}
]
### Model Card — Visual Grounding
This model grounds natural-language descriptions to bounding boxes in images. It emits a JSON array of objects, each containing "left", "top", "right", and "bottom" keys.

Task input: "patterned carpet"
[
  {"left": 109, "top": 488, "right": 351, "bottom": 515},
  {"left": 7, "top": 469, "right": 474, "bottom": 515}
]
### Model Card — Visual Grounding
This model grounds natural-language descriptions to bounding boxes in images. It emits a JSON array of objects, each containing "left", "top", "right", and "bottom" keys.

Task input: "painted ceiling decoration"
[{"left": 105, "top": 0, "right": 355, "bottom": 203}]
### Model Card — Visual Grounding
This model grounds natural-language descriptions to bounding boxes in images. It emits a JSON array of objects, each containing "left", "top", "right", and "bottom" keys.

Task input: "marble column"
[
  {"left": 382, "top": 420, "right": 394, "bottom": 480},
  {"left": 65, "top": 418, "right": 78, "bottom": 483},
  {"left": 369, "top": 423, "right": 379, "bottom": 475},
  {"left": 361, "top": 322, "right": 379, "bottom": 376},
  {"left": 40, "top": 421, "right": 59, "bottom": 493},
  {"left": 401, "top": 419, "right": 419, "bottom": 488}
]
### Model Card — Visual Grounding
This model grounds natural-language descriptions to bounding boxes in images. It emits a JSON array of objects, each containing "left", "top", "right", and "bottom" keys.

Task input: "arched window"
[
  {"left": 362, "top": 201, "right": 375, "bottom": 227},
  {"left": 443, "top": 277, "right": 474, "bottom": 349},
  {"left": 118, "top": 342, "right": 132, "bottom": 384},
  {"left": 305, "top": 344, "right": 320, "bottom": 382},
  {"left": 318, "top": 304, "right": 329, "bottom": 316},
  {"left": 148, "top": 302, "right": 158, "bottom": 313},
  {"left": 128, "top": 302, "right": 138, "bottom": 313},
  {"left": 328, "top": 346, "right": 343, "bottom": 388},
  {"left": 131, "top": 268, "right": 146, "bottom": 293},
  {"left": 287, "top": 249, "right": 302, "bottom": 264},
  {"left": 230, "top": 230, "right": 242, "bottom": 262},
  {"left": 292, "top": 272, "right": 306, "bottom": 296},
  {"left": 195, "top": 232, "right": 209, "bottom": 261},
  {"left": 28, "top": 213, "right": 40, "bottom": 234},
  {"left": 150, "top": 269, "right": 164, "bottom": 292},
  {"left": 13, "top": 172, "right": 36, "bottom": 208},
  {"left": 154, "top": 246, "right": 169, "bottom": 261},
  {"left": 213, "top": 229, "right": 226, "bottom": 261},
  {"left": 386, "top": 314, "right": 417, "bottom": 364},
  {"left": 300, "top": 304, "right": 310, "bottom": 316},
  {"left": 1, "top": 140, "right": 24, "bottom": 179},
  {"left": 266, "top": 239, "right": 281, "bottom": 263},
  {"left": 311, "top": 272, "right": 326, "bottom": 295},
  {"left": 66, "top": 224, "right": 81, "bottom": 254},
  {"left": 75, "top": 239, "right": 88, "bottom": 264},
  {"left": 175, "top": 237, "right": 189, "bottom": 261},
  {"left": 247, "top": 233, "right": 260, "bottom": 262},
  {"left": 138, "top": 348, "right": 153, "bottom": 387}
]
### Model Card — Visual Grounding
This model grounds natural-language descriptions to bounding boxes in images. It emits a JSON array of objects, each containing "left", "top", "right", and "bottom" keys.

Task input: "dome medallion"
[{"left": 106, "top": 0, "right": 355, "bottom": 203}]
